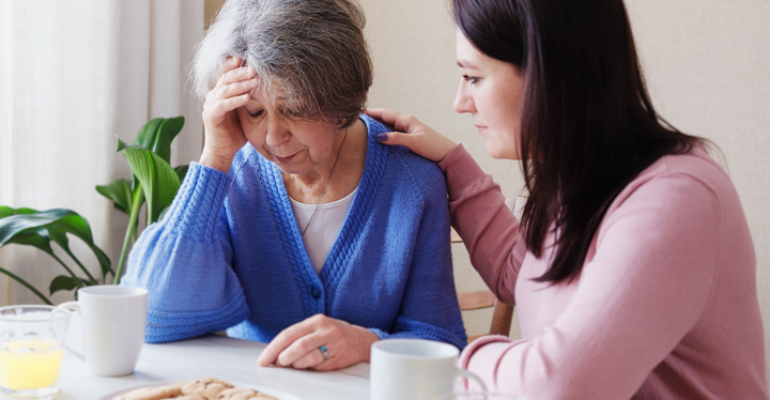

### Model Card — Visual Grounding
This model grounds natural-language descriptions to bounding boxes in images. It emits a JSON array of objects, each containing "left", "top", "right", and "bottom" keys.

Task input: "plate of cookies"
[{"left": 101, "top": 377, "right": 301, "bottom": 400}]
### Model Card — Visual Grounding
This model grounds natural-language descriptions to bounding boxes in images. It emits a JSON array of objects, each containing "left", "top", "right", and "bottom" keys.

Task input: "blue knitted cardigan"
[{"left": 122, "top": 115, "right": 467, "bottom": 349}]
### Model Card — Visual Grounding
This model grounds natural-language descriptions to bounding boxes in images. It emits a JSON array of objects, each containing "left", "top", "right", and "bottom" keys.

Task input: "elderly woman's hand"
[
  {"left": 199, "top": 57, "right": 258, "bottom": 173},
  {"left": 366, "top": 108, "right": 458, "bottom": 163},
  {"left": 256, "top": 314, "right": 379, "bottom": 371}
]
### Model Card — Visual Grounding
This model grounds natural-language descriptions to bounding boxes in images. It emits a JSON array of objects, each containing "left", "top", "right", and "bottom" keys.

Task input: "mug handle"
[
  {"left": 58, "top": 301, "right": 85, "bottom": 361},
  {"left": 454, "top": 368, "right": 488, "bottom": 394}
]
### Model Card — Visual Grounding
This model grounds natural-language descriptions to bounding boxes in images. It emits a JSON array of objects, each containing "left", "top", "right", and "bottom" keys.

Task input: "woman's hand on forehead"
[{"left": 199, "top": 57, "right": 259, "bottom": 173}]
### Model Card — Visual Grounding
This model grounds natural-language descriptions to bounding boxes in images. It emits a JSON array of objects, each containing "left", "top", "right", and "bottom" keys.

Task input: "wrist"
[
  {"left": 438, "top": 138, "right": 458, "bottom": 162},
  {"left": 356, "top": 326, "right": 380, "bottom": 363},
  {"left": 199, "top": 151, "right": 234, "bottom": 173}
]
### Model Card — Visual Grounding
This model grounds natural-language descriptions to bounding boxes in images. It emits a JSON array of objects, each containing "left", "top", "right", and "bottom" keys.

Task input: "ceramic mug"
[
  {"left": 59, "top": 285, "right": 148, "bottom": 376},
  {"left": 370, "top": 339, "right": 487, "bottom": 400}
]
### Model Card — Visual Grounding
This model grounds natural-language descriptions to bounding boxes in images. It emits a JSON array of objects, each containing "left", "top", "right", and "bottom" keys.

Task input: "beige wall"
[{"left": 205, "top": 0, "right": 770, "bottom": 385}]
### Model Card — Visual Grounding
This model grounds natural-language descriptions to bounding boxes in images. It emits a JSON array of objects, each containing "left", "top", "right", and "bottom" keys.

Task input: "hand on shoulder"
[{"left": 366, "top": 108, "right": 457, "bottom": 163}]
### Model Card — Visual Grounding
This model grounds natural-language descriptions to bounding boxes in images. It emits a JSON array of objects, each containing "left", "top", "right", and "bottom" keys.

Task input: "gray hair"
[{"left": 192, "top": 0, "right": 373, "bottom": 128}]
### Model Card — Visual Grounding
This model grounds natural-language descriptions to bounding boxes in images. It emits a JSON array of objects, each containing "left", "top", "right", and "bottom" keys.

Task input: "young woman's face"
[
  {"left": 454, "top": 30, "right": 524, "bottom": 160},
  {"left": 236, "top": 96, "right": 340, "bottom": 175}
]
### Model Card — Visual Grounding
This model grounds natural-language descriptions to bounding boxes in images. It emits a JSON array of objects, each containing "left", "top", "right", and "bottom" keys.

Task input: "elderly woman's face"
[{"left": 236, "top": 95, "right": 339, "bottom": 175}]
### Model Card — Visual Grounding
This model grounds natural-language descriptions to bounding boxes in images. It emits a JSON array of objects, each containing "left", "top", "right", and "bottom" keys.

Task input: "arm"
[
  {"left": 121, "top": 163, "right": 250, "bottom": 343},
  {"left": 459, "top": 173, "right": 721, "bottom": 399},
  {"left": 122, "top": 57, "right": 256, "bottom": 342},
  {"left": 439, "top": 144, "right": 526, "bottom": 304}
]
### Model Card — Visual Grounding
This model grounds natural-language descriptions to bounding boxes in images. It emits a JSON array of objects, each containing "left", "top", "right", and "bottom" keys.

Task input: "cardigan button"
[{"left": 311, "top": 286, "right": 321, "bottom": 299}]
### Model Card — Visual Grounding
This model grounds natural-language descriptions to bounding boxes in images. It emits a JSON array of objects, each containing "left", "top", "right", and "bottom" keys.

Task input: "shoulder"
[
  {"left": 591, "top": 144, "right": 736, "bottom": 264},
  {"left": 619, "top": 144, "right": 732, "bottom": 207},
  {"left": 360, "top": 114, "right": 447, "bottom": 201},
  {"left": 605, "top": 143, "right": 739, "bottom": 233}
]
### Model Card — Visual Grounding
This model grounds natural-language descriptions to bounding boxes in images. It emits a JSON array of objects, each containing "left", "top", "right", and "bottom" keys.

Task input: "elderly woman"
[{"left": 121, "top": 0, "right": 466, "bottom": 371}]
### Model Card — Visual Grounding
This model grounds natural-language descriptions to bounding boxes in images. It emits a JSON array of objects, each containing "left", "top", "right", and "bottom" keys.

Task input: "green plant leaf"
[
  {"left": 5, "top": 230, "right": 54, "bottom": 254},
  {"left": 49, "top": 275, "right": 84, "bottom": 296},
  {"left": 0, "top": 266, "right": 52, "bottom": 305},
  {"left": 3, "top": 227, "right": 81, "bottom": 280},
  {"left": 48, "top": 228, "right": 98, "bottom": 284},
  {"left": 0, "top": 206, "right": 38, "bottom": 219},
  {"left": 0, "top": 209, "right": 72, "bottom": 247},
  {"left": 174, "top": 165, "right": 189, "bottom": 183},
  {"left": 0, "top": 208, "right": 112, "bottom": 279},
  {"left": 0, "top": 207, "right": 15, "bottom": 218},
  {"left": 121, "top": 146, "right": 181, "bottom": 224},
  {"left": 95, "top": 179, "right": 133, "bottom": 214},
  {"left": 132, "top": 116, "right": 185, "bottom": 164}
]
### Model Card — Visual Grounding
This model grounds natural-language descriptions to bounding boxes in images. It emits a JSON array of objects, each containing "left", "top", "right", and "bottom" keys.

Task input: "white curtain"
[{"left": 0, "top": 0, "right": 204, "bottom": 306}]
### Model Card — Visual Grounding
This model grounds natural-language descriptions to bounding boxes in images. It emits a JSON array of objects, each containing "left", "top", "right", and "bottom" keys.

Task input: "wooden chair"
[
  {"left": 457, "top": 289, "right": 514, "bottom": 342},
  {"left": 453, "top": 196, "right": 523, "bottom": 342}
]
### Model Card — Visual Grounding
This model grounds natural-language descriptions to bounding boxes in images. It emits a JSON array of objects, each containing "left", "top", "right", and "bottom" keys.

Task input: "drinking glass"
[{"left": 0, "top": 305, "right": 70, "bottom": 399}]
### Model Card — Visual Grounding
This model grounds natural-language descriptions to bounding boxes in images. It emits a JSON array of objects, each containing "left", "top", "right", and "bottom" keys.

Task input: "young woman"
[{"left": 369, "top": 0, "right": 769, "bottom": 398}]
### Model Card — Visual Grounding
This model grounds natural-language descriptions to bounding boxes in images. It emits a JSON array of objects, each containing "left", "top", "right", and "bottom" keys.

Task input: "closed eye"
[{"left": 247, "top": 108, "right": 264, "bottom": 117}]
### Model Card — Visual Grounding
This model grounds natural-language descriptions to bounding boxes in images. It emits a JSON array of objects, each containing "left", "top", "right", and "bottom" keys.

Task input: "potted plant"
[{"left": 0, "top": 116, "right": 188, "bottom": 303}]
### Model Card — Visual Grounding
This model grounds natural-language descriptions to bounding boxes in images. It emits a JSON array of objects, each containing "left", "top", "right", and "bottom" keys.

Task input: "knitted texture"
[{"left": 122, "top": 114, "right": 468, "bottom": 349}]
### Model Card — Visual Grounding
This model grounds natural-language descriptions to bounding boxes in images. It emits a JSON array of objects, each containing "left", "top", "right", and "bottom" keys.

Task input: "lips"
[{"left": 274, "top": 152, "right": 298, "bottom": 163}]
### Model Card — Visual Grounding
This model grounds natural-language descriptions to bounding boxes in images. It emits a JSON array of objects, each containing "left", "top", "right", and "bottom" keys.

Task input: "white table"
[{"left": 57, "top": 319, "right": 371, "bottom": 400}]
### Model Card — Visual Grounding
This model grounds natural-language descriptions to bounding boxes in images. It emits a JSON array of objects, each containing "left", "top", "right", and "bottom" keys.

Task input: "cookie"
[
  {"left": 114, "top": 378, "right": 277, "bottom": 400},
  {"left": 113, "top": 382, "right": 182, "bottom": 400},
  {"left": 215, "top": 388, "right": 279, "bottom": 400},
  {"left": 179, "top": 378, "right": 235, "bottom": 399}
]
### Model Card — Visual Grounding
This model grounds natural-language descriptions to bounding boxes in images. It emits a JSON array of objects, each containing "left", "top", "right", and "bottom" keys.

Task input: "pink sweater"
[{"left": 440, "top": 144, "right": 768, "bottom": 399}]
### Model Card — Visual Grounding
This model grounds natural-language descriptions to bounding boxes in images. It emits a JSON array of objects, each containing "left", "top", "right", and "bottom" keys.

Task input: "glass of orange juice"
[{"left": 0, "top": 305, "right": 70, "bottom": 399}]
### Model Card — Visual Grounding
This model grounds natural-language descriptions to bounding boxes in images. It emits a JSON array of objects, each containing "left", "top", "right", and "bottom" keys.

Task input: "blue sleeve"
[
  {"left": 369, "top": 160, "right": 468, "bottom": 350},
  {"left": 121, "top": 162, "right": 250, "bottom": 343}
]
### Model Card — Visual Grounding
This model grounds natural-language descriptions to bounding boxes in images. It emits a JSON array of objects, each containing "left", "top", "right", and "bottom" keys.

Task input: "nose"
[
  {"left": 265, "top": 118, "right": 290, "bottom": 148},
  {"left": 453, "top": 78, "right": 474, "bottom": 114}
]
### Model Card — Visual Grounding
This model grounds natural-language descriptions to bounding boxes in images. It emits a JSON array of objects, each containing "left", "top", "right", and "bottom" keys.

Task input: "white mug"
[
  {"left": 371, "top": 339, "right": 487, "bottom": 400},
  {"left": 59, "top": 285, "right": 148, "bottom": 376}
]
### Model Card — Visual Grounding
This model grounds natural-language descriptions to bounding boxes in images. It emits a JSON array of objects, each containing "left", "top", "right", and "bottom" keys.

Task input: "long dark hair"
[{"left": 453, "top": 0, "right": 701, "bottom": 283}]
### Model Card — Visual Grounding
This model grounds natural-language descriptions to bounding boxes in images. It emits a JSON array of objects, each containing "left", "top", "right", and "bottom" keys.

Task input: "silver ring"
[{"left": 318, "top": 345, "right": 329, "bottom": 361}]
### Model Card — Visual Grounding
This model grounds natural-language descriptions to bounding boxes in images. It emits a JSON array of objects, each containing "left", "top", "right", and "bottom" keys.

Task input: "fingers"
[
  {"left": 203, "top": 75, "right": 258, "bottom": 124},
  {"left": 217, "top": 57, "right": 248, "bottom": 79},
  {"left": 210, "top": 57, "right": 256, "bottom": 105},
  {"left": 275, "top": 331, "right": 324, "bottom": 367},
  {"left": 377, "top": 131, "right": 412, "bottom": 147},
  {"left": 280, "top": 335, "right": 327, "bottom": 369},
  {"left": 364, "top": 108, "right": 396, "bottom": 124},
  {"left": 365, "top": 108, "right": 421, "bottom": 134},
  {"left": 365, "top": 108, "right": 401, "bottom": 132},
  {"left": 256, "top": 317, "right": 319, "bottom": 367}
]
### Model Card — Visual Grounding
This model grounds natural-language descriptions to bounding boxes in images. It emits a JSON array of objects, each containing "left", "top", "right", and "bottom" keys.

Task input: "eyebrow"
[{"left": 457, "top": 60, "right": 479, "bottom": 69}]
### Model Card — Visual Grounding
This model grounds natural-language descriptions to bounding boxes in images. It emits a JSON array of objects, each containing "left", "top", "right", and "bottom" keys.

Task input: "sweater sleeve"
[
  {"left": 121, "top": 162, "right": 250, "bottom": 343},
  {"left": 457, "top": 172, "right": 722, "bottom": 400},
  {"left": 438, "top": 144, "right": 526, "bottom": 304},
  {"left": 368, "top": 156, "right": 468, "bottom": 350}
]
